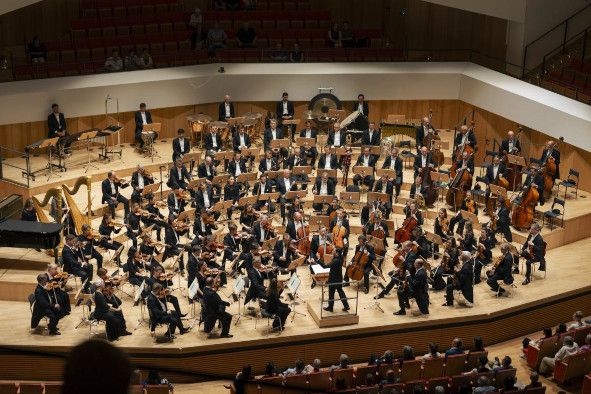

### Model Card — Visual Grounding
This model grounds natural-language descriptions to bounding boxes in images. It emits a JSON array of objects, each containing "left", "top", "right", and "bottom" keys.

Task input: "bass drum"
[{"left": 308, "top": 93, "right": 343, "bottom": 126}]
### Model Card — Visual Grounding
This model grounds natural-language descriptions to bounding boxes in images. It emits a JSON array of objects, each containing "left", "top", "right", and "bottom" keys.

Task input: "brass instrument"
[{"left": 62, "top": 176, "right": 92, "bottom": 235}]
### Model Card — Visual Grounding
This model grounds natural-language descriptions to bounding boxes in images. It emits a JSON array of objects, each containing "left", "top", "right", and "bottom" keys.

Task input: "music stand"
[
  {"left": 212, "top": 200, "right": 234, "bottom": 220},
  {"left": 292, "top": 166, "right": 312, "bottom": 176},
  {"left": 285, "top": 272, "right": 306, "bottom": 320},
  {"left": 362, "top": 145, "right": 382, "bottom": 156},
  {"left": 228, "top": 117, "right": 245, "bottom": 127},
  {"left": 285, "top": 190, "right": 307, "bottom": 200},
  {"left": 364, "top": 261, "right": 385, "bottom": 313},
  {"left": 430, "top": 171, "right": 450, "bottom": 205},
  {"left": 177, "top": 208, "right": 196, "bottom": 222},
  {"left": 236, "top": 172, "right": 257, "bottom": 186},
  {"left": 507, "top": 154, "right": 526, "bottom": 191},
  {"left": 259, "top": 192, "right": 280, "bottom": 202},
  {"left": 367, "top": 192, "right": 390, "bottom": 205},
  {"left": 141, "top": 183, "right": 161, "bottom": 205},
  {"left": 340, "top": 191, "right": 360, "bottom": 216},
  {"left": 78, "top": 130, "right": 98, "bottom": 172},
  {"left": 36, "top": 137, "right": 61, "bottom": 180},
  {"left": 212, "top": 174, "right": 230, "bottom": 187},
  {"left": 489, "top": 184, "right": 507, "bottom": 198},
  {"left": 460, "top": 209, "right": 480, "bottom": 230},
  {"left": 313, "top": 195, "right": 333, "bottom": 212},
  {"left": 317, "top": 169, "right": 337, "bottom": 179},
  {"left": 266, "top": 170, "right": 283, "bottom": 180},
  {"left": 182, "top": 152, "right": 201, "bottom": 174},
  {"left": 142, "top": 123, "right": 161, "bottom": 162},
  {"left": 238, "top": 195, "right": 258, "bottom": 207},
  {"left": 270, "top": 139, "right": 290, "bottom": 155},
  {"left": 309, "top": 215, "right": 330, "bottom": 231},
  {"left": 352, "top": 166, "right": 374, "bottom": 177},
  {"left": 262, "top": 236, "right": 278, "bottom": 251},
  {"left": 282, "top": 119, "right": 301, "bottom": 141},
  {"left": 375, "top": 168, "right": 397, "bottom": 179},
  {"left": 425, "top": 231, "right": 444, "bottom": 260},
  {"left": 295, "top": 137, "right": 315, "bottom": 149}
]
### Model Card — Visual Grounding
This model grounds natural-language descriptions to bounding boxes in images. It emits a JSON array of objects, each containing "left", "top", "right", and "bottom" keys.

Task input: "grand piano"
[{"left": 0, "top": 219, "right": 62, "bottom": 263}]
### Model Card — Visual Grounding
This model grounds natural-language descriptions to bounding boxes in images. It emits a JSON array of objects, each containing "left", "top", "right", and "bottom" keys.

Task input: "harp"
[
  {"left": 32, "top": 188, "right": 63, "bottom": 224},
  {"left": 62, "top": 176, "right": 92, "bottom": 235}
]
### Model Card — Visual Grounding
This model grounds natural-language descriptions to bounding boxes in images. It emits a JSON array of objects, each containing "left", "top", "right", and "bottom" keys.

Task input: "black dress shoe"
[
  {"left": 220, "top": 333, "right": 234, "bottom": 338},
  {"left": 123, "top": 331, "right": 132, "bottom": 336},
  {"left": 342, "top": 306, "right": 350, "bottom": 312},
  {"left": 49, "top": 330, "right": 61, "bottom": 336},
  {"left": 179, "top": 328, "right": 190, "bottom": 335},
  {"left": 405, "top": 302, "right": 411, "bottom": 309},
  {"left": 374, "top": 293, "right": 384, "bottom": 300},
  {"left": 323, "top": 307, "right": 333, "bottom": 312},
  {"left": 311, "top": 282, "right": 316, "bottom": 289},
  {"left": 393, "top": 310, "right": 406, "bottom": 316},
  {"left": 442, "top": 302, "right": 453, "bottom": 307},
  {"left": 513, "top": 268, "right": 520, "bottom": 274},
  {"left": 538, "top": 264, "right": 546, "bottom": 271},
  {"left": 363, "top": 288, "right": 369, "bottom": 295},
  {"left": 522, "top": 278, "right": 530, "bottom": 285},
  {"left": 180, "top": 313, "right": 188, "bottom": 318}
]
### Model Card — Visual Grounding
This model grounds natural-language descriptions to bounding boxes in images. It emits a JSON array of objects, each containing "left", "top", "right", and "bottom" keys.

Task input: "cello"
[
  {"left": 420, "top": 166, "right": 439, "bottom": 207},
  {"left": 511, "top": 176, "right": 540, "bottom": 231},
  {"left": 395, "top": 213, "right": 418, "bottom": 244},
  {"left": 346, "top": 247, "right": 370, "bottom": 281},
  {"left": 296, "top": 220, "right": 311, "bottom": 256},
  {"left": 541, "top": 137, "right": 564, "bottom": 200},
  {"left": 445, "top": 166, "right": 473, "bottom": 211}
]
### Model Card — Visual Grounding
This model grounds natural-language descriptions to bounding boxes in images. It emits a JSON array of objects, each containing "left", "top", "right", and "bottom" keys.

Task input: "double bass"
[
  {"left": 296, "top": 221, "right": 311, "bottom": 256},
  {"left": 449, "top": 121, "right": 476, "bottom": 177},
  {"left": 445, "top": 165, "right": 473, "bottom": 211},
  {"left": 424, "top": 109, "right": 444, "bottom": 166},
  {"left": 511, "top": 177, "right": 540, "bottom": 231},
  {"left": 419, "top": 166, "right": 439, "bottom": 207},
  {"left": 541, "top": 137, "right": 564, "bottom": 200}
]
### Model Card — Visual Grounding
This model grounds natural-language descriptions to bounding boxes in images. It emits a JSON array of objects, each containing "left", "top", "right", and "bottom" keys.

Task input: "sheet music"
[
  {"left": 134, "top": 280, "right": 145, "bottom": 303},
  {"left": 188, "top": 278, "right": 200, "bottom": 299},
  {"left": 311, "top": 264, "right": 330, "bottom": 275},
  {"left": 234, "top": 275, "right": 245, "bottom": 294},
  {"left": 287, "top": 273, "right": 301, "bottom": 294}
]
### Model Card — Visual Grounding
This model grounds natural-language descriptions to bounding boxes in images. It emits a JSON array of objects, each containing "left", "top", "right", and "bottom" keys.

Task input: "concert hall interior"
[{"left": 1, "top": 1, "right": 591, "bottom": 394}]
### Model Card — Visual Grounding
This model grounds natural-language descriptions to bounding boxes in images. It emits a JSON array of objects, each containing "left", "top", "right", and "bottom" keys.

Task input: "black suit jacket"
[
  {"left": 284, "top": 153, "right": 307, "bottom": 169},
  {"left": 227, "top": 159, "right": 247, "bottom": 177},
  {"left": 224, "top": 183, "right": 241, "bottom": 202},
  {"left": 455, "top": 157, "right": 475, "bottom": 174},
  {"left": 168, "top": 165, "right": 191, "bottom": 189},
  {"left": 382, "top": 156, "right": 403, "bottom": 180},
  {"left": 327, "top": 130, "right": 345, "bottom": 147},
  {"left": 101, "top": 179, "right": 120, "bottom": 203},
  {"left": 61, "top": 245, "right": 81, "bottom": 273},
  {"left": 411, "top": 267, "right": 429, "bottom": 299},
  {"left": 497, "top": 253, "right": 514, "bottom": 282},
  {"left": 317, "top": 154, "right": 339, "bottom": 170},
  {"left": 353, "top": 101, "right": 369, "bottom": 117},
  {"left": 47, "top": 112, "right": 67, "bottom": 137},
  {"left": 147, "top": 293, "right": 167, "bottom": 324},
  {"left": 135, "top": 111, "right": 153, "bottom": 134},
  {"left": 355, "top": 154, "right": 377, "bottom": 169},
  {"left": 413, "top": 154, "right": 433, "bottom": 174},
  {"left": 314, "top": 177, "right": 336, "bottom": 195},
  {"left": 258, "top": 157, "right": 279, "bottom": 173},
  {"left": 131, "top": 171, "right": 154, "bottom": 191},
  {"left": 299, "top": 129, "right": 318, "bottom": 139},
  {"left": 246, "top": 269, "right": 266, "bottom": 300},
  {"left": 218, "top": 102, "right": 235, "bottom": 121},
  {"left": 252, "top": 180, "right": 274, "bottom": 195},
  {"left": 273, "top": 240, "right": 297, "bottom": 268},
  {"left": 540, "top": 148, "right": 561, "bottom": 179},
  {"left": 195, "top": 187, "right": 215, "bottom": 210},
  {"left": 197, "top": 162, "right": 216, "bottom": 180},
  {"left": 263, "top": 127, "right": 284, "bottom": 150},
  {"left": 373, "top": 179, "right": 394, "bottom": 197},
  {"left": 275, "top": 177, "right": 297, "bottom": 195},
  {"left": 454, "top": 131, "right": 477, "bottom": 149},
  {"left": 415, "top": 125, "right": 428, "bottom": 148},
  {"left": 172, "top": 137, "right": 191, "bottom": 160},
  {"left": 485, "top": 163, "right": 507, "bottom": 184},
  {"left": 500, "top": 138, "right": 521, "bottom": 155},
  {"left": 232, "top": 132, "right": 251, "bottom": 151},
  {"left": 327, "top": 256, "right": 344, "bottom": 283},
  {"left": 167, "top": 193, "right": 186, "bottom": 214},
  {"left": 276, "top": 100, "right": 294, "bottom": 119},
  {"left": 32, "top": 284, "right": 58, "bottom": 325},
  {"left": 205, "top": 132, "right": 222, "bottom": 151},
  {"left": 523, "top": 234, "right": 545, "bottom": 261},
  {"left": 362, "top": 129, "right": 381, "bottom": 146}
]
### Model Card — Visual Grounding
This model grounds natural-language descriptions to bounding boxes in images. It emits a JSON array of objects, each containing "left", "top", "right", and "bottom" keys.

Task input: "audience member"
[
  {"left": 555, "top": 322, "right": 567, "bottom": 336},
  {"left": 472, "top": 336, "right": 485, "bottom": 352},
  {"left": 189, "top": 8, "right": 203, "bottom": 49},
  {"left": 306, "top": 358, "right": 322, "bottom": 373},
  {"left": 445, "top": 338, "right": 464, "bottom": 359},
  {"left": 567, "top": 310, "right": 587, "bottom": 330},
  {"left": 233, "top": 365, "right": 253, "bottom": 394},
  {"left": 207, "top": 22, "right": 227, "bottom": 58},
  {"left": 523, "top": 327, "right": 553, "bottom": 355},
  {"left": 105, "top": 50, "right": 123, "bottom": 72},
  {"left": 63, "top": 340, "right": 132, "bottom": 394},
  {"left": 422, "top": 343, "right": 441, "bottom": 360},
  {"left": 472, "top": 376, "right": 496, "bottom": 393},
  {"left": 28, "top": 36, "right": 47, "bottom": 63},
  {"left": 400, "top": 345, "right": 415, "bottom": 364},
  {"left": 328, "top": 22, "right": 342, "bottom": 48},
  {"left": 237, "top": 22, "right": 257, "bottom": 48},
  {"left": 263, "top": 362, "right": 278, "bottom": 377},
  {"left": 539, "top": 335, "right": 578, "bottom": 375},
  {"left": 380, "top": 350, "right": 395, "bottom": 365},
  {"left": 283, "top": 359, "right": 305, "bottom": 377},
  {"left": 139, "top": 48, "right": 153, "bottom": 69},
  {"left": 124, "top": 50, "right": 141, "bottom": 71},
  {"left": 579, "top": 334, "right": 591, "bottom": 352},
  {"left": 525, "top": 372, "right": 542, "bottom": 389},
  {"left": 289, "top": 44, "right": 304, "bottom": 63},
  {"left": 381, "top": 369, "right": 399, "bottom": 385},
  {"left": 465, "top": 355, "right": 491, "bottom": 374},
  {"left": 340, "top": 21, "right": 355, "bottom": 48},
  {"left": 491, "top": 355, "right": 512, "bottom": 371},
  {"left": 270, "top": 43, "right": 287, "bottom": 62},
  {"left": 330, "top": 354, "right": 350, "bottom": 371}
]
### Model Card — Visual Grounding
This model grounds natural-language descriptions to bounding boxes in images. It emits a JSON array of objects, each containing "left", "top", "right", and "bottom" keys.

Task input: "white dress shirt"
[
  {"left": 225, "top": 103, "right": 231, "bottom": 117},
  {"left": 141, "top": 112, "right": 148, "bottom": 125},
  {"left": 333, "top": 132, "right": 341, "bottom": 146}
]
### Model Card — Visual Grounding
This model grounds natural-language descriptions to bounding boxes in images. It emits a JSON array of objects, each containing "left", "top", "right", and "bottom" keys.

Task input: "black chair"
[
  {"left": 543, "top": 197, "right": 565, "bottom": 230},
  {"left": 148, "top": 305, "right": 173, "bottom": 342},
  {"left": 256, "top": 299, "right": 282, "bottom": 334},
  {"left": 558, "top": 168, "right": 579, "bottom": 199}
]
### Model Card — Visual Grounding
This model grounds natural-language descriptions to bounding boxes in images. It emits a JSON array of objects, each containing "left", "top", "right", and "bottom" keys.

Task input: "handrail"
[
  {"left": 541, "top": 26, "right": 591, "bottom": 73},
  {"left": 525, "top": 3, "right": 591, "bottom": 49}
]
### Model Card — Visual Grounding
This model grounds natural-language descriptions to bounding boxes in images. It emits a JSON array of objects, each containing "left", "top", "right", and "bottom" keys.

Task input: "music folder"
[
  {"left": 352, "top": 166, "right": 374, "bottom": 176},
  {"left": 292, "top": 166, "right": 312, "bottom": 175},
  {"left": 295, "top": 137, "right": 315, "bottom": 148},
  {"left": 238, "top": 195, "right": 258, "bottom": 207},
  {"left": 285, "top": 190, "right": 307, "bottom": 200},
  {"left": 269, "top": 139, "right": 290, "bottom": 149}
]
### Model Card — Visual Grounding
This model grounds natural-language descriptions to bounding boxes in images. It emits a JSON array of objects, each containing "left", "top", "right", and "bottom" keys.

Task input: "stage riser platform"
[{"left": 0, "top": 288, "right": 589, "bottom": 383}]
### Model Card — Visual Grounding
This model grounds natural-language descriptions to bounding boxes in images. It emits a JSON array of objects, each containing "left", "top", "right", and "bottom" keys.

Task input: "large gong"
[{"left": 308, "top": 93, "right": 342, "bottom": 126}]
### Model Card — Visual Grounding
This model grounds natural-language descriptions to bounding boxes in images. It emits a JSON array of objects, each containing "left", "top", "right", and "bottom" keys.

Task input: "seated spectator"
[
  {"left": 525, "top": 372, "right": 542, "bottom": 389},
  {"left": 189, "top": 8, "right": 203, "bottom": 49},
  {"left": 330, "top": 353, "right": 350, "bottom": 371},
  {"left": 434, "top": 387, "right": 445, "bottom": 394},
  {"left": 263, "top": 361, "right": 278, "bottom": 377},
  {"left": 380, "top": 369, "right": 399, "bottom": 385},
  {"left": 379, "top": 350, "right": 395, "bottom": 365},
  {"left": 305, "top": 358, "right": 322, "bottom": 373},
  {"left": 539, "top": 336, "right": 578, "bottom": 375},
  {"left": 283, "top": 359, "right": 305, "bottom": 377},
  {"left": 139, "top": 48, "right": 153, "bottom": 69},
  {"left": 233, "top": 365, "right": 253, "bottom": 394},
  {"left": 28, "top": 36, "right": 46, "bottom": 63},
  {"left": 124, "top": 50, "right": 140, "bottom": 71},
  {"left": 473, "top": 376, "right": 496, "bottom": 393},
  {"left": 523, "top": 327, "right": 553, "bottom": 355},
  {"left": 237, "top": 22, "right": 257, "bottom": 48},
  {"left": 105, "top": 50, "right": 123, "bottom": 72},
  {"left": 270, "top": 43, "right": 287, "bottom": 62},
  {"left": 368, "top": 353, "right": 379, "bottom": 365},
  {"left": 422, "top": 343, "right": 441, "bottom": 361},
  {"left": 555, "top": 322, "right": 567, "bottom": 336},
  {"left": 340, "top": 21, "right": 355, "bottom": 48},
  {"left": 472, "top": 336, "right": 485, "bottom": 352},
  {"left": 400, "top": 345, "right": 415, "bottom": 364},
  {"left": 567, "top": 310, "right": 587, "bottom": 330},
  {"left": 579, "top": 334, "right": 591, "bottom": 352},
  {"left": 502, "top": 376, "right": 518, "bottom": 392},
  {"left": 289, "top": 43, "right": 304, "bottom": 63},
  {"left": 465, "top": 355, "right": 491, "bottom": 374},
  {"left": 207, "top": 22, "right": 227, "bottom": 59},
  {"left": 445, "top": 338, "right": 464, "bottom": 359},
  {"left": 328, "top": 22, "right": 342, "bottom": 48},
  {"left": 491, "top": 355, "right": 512, "bottom": 371}
]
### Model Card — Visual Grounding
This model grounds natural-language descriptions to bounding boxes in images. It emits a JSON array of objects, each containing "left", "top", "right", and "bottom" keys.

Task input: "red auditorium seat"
[
  {"left": 404, "top": 380, "right": 425, "bottom": 393},
  {"left": 493, "top": 368, "right": 516, "bottom": 388},
  {"left": 444, "top": 354, "right": 467, "bottom": 376},
  {"left": 332, "top": 368, "right": 355, "bottom": 389},
  {"left": 582, "top": 372, "right": 591, "bottom": 394},
  {"left": 422, "top": 357, "right": 445, "bottom": 379},
  {"left": 17, "top": 383, "right": 43, "bottom": 394},
  {"left": 450, "top": 374, "right": 473, "bottom": 393},
  {"left": 354, "top": 365, "right": 377, "bottom": 386},
  {"left": 400, "top": 359, "right": 423, "bottom": 382},
  {"left": 426, "top": 376, "right": 451, "bottom": 393},
  {"left": 553, "top": 350, "right": 590, "bottom": 383},
  {"left": 307, "top": 371, "right": 331, "bottom": 392}
]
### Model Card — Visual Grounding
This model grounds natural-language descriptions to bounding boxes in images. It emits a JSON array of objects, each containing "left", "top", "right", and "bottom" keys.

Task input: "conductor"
[{"left": 322, "top": 249, "right": 350, "bottom": 313}]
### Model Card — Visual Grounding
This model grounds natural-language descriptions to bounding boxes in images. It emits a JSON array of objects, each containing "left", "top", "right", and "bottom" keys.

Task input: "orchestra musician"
[
  {"left": 404, "top": 201, "right": 424, "bottom": 226},
  {"left": 130, "top": 164, "right": 155, "bottom": 204},
  {"left": 253, "top": 214, "right": 275, "bottom": 245},
  {"left": 276, "top": 92, "right": 294, "bottom": 125},
  {"left": 454, "top": 124, "right": 477, "bottom": 151},
  {"left": 286, "top": 211, "right": 304, "bottom": 241},
  {"left": 484, "top": 154, "right": 507, "bottom": 200},
  {"left": 501, "top": 130, "right": 521, "bottom": 155},
  {"left": 163, "top": 216, "right": 188, "bottom": 275},
  {"left": 167, "top": 188, "right": 187, "bottom": 216},
  {"left": 432, "top": 238, "right": 458, "bottom": 291},
  {"left": 456, "top": 150, "right": 475, "bottom": 175},
  {"left": 318, "top": 145, "right": 340, "bottom": 173},
  {"left": 172, "top": 128, "right": 191, "bottom": 163},
  {"left": 145, "top": 266, "right": 187, "bottom": 317},
  {"left": 93, "top": 280, "right": 131, "bottom": 341},
  {"left": 62, "top": 234, "right": 93, "bottom": 292},
  {"left": 433, "top": 208, "right": 450, "bottom": 250},
  {"left": 264, "top": 119, "right": 288, "bottom": 159},
  {"left": 134, "top": 103, "right": 155, "bottom": 149},
  {"left": 308, "top": 226, "right": 332, "bottom": 288},
  {"left": 382, "top": 147, "right": 403, "bottom": 200},
  {"left": 144, "top": 194, "right": 165, "bottom": 241},
  {"left": 218, "top": 94, "right": 235, "bottom": 121},
  {"left": 299, "top": 120, "right": 318, "bottom": 166},
  {"left": 202, "top": 277, "right": 233, "bottom": 338},
  {"left": 363, "top": 210, "right": 389, "bottom": 249},
  {"left": 443, "top": 251, "right": 474, "bottom": 308},
  {"left": 329, "top": 208, "right": 350, "bottom": 253},
  {"left": 193, "top": 209, "right": 215, "bottom": 241},
  {"left": 494, "top": 195, "right": 513, "bottom": 242},
  {"left": 79, "top": 224, "right": 104, "bottom": 270},
  {"left": 31, "top": 274, "right": 65, "bottom": 335},
  {"left": 540, "top": 140, "right": 560, "bottom": 179},
  {"left": 353, "top": 146, "right": 376, "bottom": 189},
  {"left": 523, "top": 167, "right": 546, "bottom": 205},
  {"left": 223, "top": 223, "right": 245, "bottom": 269},
  {"left": 361, "top": 199, "right": 387, "bottom": 227},
  {"left": 101, "top": 171, "right": 130, "bottom": 219},
  {"left": 353, "top": 93, "right": 369, "bottom": 130},
  {"left": 44, "top": 263, "right": 71, "bottom": 314},
  {"left": 313, "top": 171, "right": 336, "bottom": 210},
  {"left": 459, "top": 220, "right": 477, "bottom": 252},
  {"left": 273, "top": 233, "right": 298, "bottom": 270},
  {"left": 415, "top": 116, "right": 433, "bottom": 152},
  {"left": 264, "top": 278, "right": 291, "bottom": 330},
  {"left": 362, "top": 121, "right": 380, "bottom": 147},
  {"left": 276, "top": 169, "right": 298, "bottom": 222},
  {"left": 486, "top": 242, "right": 514, "bottom": 295},
  {"left": 197, "top": 155, "right": 218, "bottom": 190},
  {"left": 284, "top": 146, "right": 309, "bottom": 187},
  {"left": 224, "top": 176, "right": 242, "bottom": 218},
  {"left": 409, "top": 176, "right": 426, "bottom": 200},
  {"left": 474, "top": 227, "right": 494, "bottom": 283},
  {"left": 395, "top": 258, "right": 430, "bottom": 316},
  {"left": 410, "top": 227, "right": 432, "bottom": 260},
  {"left": 375, "top": 240, "right": 417, "bottom": 299},
  {"left": 21, "top": 198, "right": 38, "bottom": 222},
  {"left": 373, "top": 174, "right": 394, "bottom": 218},
  {"left": 345, "top": 235, "right": 375, "bottom": 294},
  {"left": 47, "top": 103, "right": 71, "bottom": 154},
  {"left": 521, "top": 223, "right": 546, "bottom": 285},
  {"left": 123, "top": 247, "right": 149, "bottom": 287},
  {"left": 245, "top": 259, "right": 269, "bottom": 304},
  {"left": 259, "top": 149, "right": 280, "bottom": 174},
  {"left": 448, "top": 190, "right": 478, "bottom": 236},
  {"left": 413, "top": 146, "right": 434, "bottom": 178},
  {"left": 147, "top": 283, "right": 189, "bottom": 339},
  {"left": 205, "top": 126, "right": 224, "bottom": 168},
  {"left": 239, "top": 204, "right": 259, "bottom": 232},
  {"left": 195, "top": 182, "right": 220, "bottom": 220},
  {"left": 167, "top": 159, "right": 192, "bottom": 191},
  {"left": 127, "top": 203, "right": 145, "bottom": 248},
  {"left": 233, "top": 124, "right": 252, "bottom": 152},
  {"left": 327, "top": 122, "right": 346, "bottom": 148},
  {"left": 252, "top": 173, "right": 276, "bottom": 212},
  {"left": 228, "top": 151, "right": 248, "bottom": 179},
  {"left": 98, "top": 213, "right": 124, "bottom": 257},
  {"left": 323, "top": 249, "right": 350, "bottom": 312}
]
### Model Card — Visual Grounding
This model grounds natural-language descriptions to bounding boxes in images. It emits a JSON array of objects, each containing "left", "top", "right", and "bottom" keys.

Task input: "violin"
[
  {"left": 202, "top": 212, "right": 216, "bottom": 225},
  {"left": 157, "top": 288, "right": 171, "bottom": 298},
  {"left": 113, "top": 175, "right": 130, "bottom": 188},
  {"left": 440, "top": 217, "right": 449, "bottom": 234},
  {"left": 172, "top": 220, "right": 190, "bottom": 232},
  {"left": 158, "top": 272, "right": 174, "bottom": 281}
]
